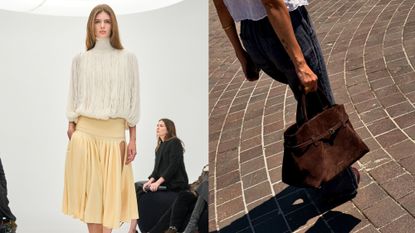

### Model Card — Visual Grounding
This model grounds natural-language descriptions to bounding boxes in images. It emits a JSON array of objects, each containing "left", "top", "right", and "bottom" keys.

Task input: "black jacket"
[{"left": 149, "top": 137, "right": 189, "bottom": 191}]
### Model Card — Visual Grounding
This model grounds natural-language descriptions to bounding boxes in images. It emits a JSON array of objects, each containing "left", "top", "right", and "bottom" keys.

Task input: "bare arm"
[
  {"left": 261, "top": 0, "right": 317, "bottom": 92},
  {"left": 126, "top": 126, "right": 137, "bottom": 164},
  {"left": 129, "top": 126, "right": 136, "bottom": 142},
  {"left": 213, "top": 0, "right": 260, "bottom": 81},
  {"left": 213, "top": 0, "right": 245, "bottom": 61}
]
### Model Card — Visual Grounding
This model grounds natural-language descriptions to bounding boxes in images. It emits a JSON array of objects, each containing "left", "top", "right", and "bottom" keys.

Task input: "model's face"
[
  {"left": 94, "top": 11, "right": 112, "bottom": 38},
  {"left": 157, "top": 121, "right": 168, "bottom": 140}
]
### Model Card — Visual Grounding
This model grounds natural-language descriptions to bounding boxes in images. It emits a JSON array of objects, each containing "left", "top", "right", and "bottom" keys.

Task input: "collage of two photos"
[{"left": 1, "top": 0, "right": 415, "bottom": 232}]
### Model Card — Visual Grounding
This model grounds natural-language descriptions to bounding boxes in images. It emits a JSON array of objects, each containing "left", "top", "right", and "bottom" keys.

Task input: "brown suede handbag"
[{"left": 282, "top": 90, "right": 369, "bottom": 188}]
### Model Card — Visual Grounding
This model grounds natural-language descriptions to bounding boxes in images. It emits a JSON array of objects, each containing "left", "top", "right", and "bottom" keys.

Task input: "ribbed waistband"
[{"left": 76, "top": 116, "right": 125, "bottom": 139}]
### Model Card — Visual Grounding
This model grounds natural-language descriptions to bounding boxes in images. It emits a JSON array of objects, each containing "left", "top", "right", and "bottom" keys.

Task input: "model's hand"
[
  {"left": 296, "top": 62, "right": 318, "bottom": 94},
  {"left": 149, "top": 181, "right": 161, "bottom": 192},
  {"left": 142, "top": 180, "right": 153, "bottom": 192},
  {"left": 238, "top": 50, "right": 260, "bottom": 81},
  {"left": 67, "top": 123, "right": 76, "bottom": 140},
  {"left": 126, "top": 141, "right": 137, "bottom": 165}
]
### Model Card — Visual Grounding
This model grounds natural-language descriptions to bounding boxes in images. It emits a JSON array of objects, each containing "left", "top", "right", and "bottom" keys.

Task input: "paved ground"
[{"left": 209, "top": 0, "right": 415, "bottom": 232}]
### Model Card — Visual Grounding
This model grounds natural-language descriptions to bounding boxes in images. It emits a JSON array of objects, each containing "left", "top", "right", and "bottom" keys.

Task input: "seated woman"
[{"left": 129, "top": 118, "right": 189, "bottom": 233}]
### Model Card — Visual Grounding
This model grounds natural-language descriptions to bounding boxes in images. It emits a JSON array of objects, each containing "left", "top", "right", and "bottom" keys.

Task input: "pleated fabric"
[{"left": 62, "top": 116, "right": 138, "bottom": 229}]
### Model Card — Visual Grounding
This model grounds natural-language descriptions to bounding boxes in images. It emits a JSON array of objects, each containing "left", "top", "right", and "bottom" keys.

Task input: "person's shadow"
[{"left": 213, "top": 186, "right": 361, "bottom": 233}]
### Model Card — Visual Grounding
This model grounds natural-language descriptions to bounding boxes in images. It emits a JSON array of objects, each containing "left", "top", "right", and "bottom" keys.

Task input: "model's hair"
[
  {"left": 156, "top": 118, "right": 185, "bottom": 152},
  {"left": 86, "top": 4, "right": 123, "bottom": 50}
]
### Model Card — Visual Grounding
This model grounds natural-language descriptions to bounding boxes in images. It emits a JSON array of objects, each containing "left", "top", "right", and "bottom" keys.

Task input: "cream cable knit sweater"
[{"left": 66, "top": 37, "right": 140, "bottom": 127}]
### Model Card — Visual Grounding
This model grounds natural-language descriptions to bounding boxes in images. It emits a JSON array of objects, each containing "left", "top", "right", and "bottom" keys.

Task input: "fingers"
[
  {"left": 125, "top": 157, "right": 131, "bottom": 165},
  {"left": 304, "top": 82, "right": 317, "bottom": 94},
  {"left": 143, "top": 181, "right": 152, "bottom": 192},
  {"left": 125, "top": 145, "right": 137, "bottom": 165},
  {"left": 244, "top": 56, "right": 260, "bottom": 81},
  {"left": 67, "top": 130, "right": 73, "bottom": 140},
  {"left": 297, "top": 63, "right": 319, "bottom": 94},
  {"left": 144, "top": 182, "right": 159, "bottom": 192},
  {"left": 142, "top": 183, "right": 148, "bottom": 192},
  {"left": 303, "top": 74, "right": 318, "bottom": 94},
  {"left": 150, "top": 184, "right": 158, "bottom": 192},
  {"left": 125, "top": 154, "right": 135, "bottom": 165},
  {"left": 310, "top": 75, "right": 318, "bottom": 92}
]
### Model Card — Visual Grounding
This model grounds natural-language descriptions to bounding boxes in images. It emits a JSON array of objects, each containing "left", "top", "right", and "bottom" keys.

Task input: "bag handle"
[{"left": 300, "top": 87, "right": 332, "bottom": 121}]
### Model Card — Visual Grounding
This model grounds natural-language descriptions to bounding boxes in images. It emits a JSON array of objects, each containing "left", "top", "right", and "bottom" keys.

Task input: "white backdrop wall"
[{"left": 0, "top": 0, "right": 208, "bottom": 232}]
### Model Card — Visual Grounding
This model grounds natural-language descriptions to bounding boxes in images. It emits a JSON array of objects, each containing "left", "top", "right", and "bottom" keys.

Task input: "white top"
[
  {"left": 66, "top": 37, "right": 140, "bottom": 127},
  {"left": 224, "top": 0, "right": 309, "bottom": 22}
]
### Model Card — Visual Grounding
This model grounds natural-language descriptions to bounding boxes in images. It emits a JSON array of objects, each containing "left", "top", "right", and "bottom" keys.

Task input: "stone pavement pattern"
[{"left": 209, "top": 0, "right": 415, "bottom": 232}]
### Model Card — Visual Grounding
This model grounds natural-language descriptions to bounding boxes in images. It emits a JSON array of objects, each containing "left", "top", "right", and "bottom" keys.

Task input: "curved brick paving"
[{"left": 209, "top": 0, "right": 415, "bottom": 232}]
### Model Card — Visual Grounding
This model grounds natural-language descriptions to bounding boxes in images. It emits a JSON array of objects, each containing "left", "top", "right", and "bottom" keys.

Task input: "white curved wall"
[
  {"left": 0, "top": 0, "right": 207, "bottom": 232},
  {"left": 0, "top": 0, "right": 186, "bottom": 16}
]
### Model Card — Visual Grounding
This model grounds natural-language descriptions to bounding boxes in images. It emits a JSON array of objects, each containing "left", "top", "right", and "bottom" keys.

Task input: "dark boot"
[{"left": 164, "top": 226, "right": 178, "bottom": 233}]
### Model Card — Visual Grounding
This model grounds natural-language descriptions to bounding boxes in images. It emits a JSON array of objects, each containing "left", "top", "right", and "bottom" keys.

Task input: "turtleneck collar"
[{"left": 93, "top": 37, "right": 114, "bottom": 51}]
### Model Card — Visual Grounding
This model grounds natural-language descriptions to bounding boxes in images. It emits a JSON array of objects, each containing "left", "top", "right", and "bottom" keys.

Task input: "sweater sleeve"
[
  {"left": 160, "top": 139, "right": 183, "bottom": 182},
  {"left": 66, "top": 54, "right": 80, "bottom": 123},
  {"left": 126, "top": 53, "right": 140, "bottom": 127}
]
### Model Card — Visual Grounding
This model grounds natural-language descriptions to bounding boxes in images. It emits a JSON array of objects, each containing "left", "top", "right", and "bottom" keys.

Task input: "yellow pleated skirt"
[{"left": 62, "top": 116, "right": 138, "bottom": 229}]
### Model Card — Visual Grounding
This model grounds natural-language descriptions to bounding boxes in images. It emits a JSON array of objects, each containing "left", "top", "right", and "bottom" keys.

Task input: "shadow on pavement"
[{"left": 212, "top": 186, "right": 361, "bottom": 233}]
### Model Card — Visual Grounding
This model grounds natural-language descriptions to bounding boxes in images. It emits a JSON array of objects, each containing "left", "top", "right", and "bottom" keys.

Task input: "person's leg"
[
  {"left": 240, "top": 16, "right": 318, "bottom": 124},
  {"left": 137, "top": 191, "right": 179, "bottom": 232},
  {"left": 87, "top": 223, "right": 102, "bottom": 233},
  {"left": 197, "top": 205, "right": 208, "bottom": 233},
  {"left": 293, "top": 6, "right": 359, "bottom": 197},
  {"left": 102, "top": 226, "right": 112, "bottom": 233},
  {"left": 148, "top": 208, "right": 172, "bottom": 233},
  {"left": 240, "top": 18, "right": 290, "bottom": 85},
  {"left": 241, "top": 7, "right": 335, "bottom": 122},
  {"left": 182, "top": 196, "right": 206, "bottom": 233},
  {"left": 169, "top": 191, "right": 197, "bottom": 231},
  {"left": 320, "top": 166, "right": 359, "bottom": 200},
  {"left": 128, "top": 219, "right": 138, "bottom": 233},
  {"left": 0, "top": 158, "right": 17, "bottom": 233},
  {"left": 0, "top": 158, "right": 16, "bottom": 222}
]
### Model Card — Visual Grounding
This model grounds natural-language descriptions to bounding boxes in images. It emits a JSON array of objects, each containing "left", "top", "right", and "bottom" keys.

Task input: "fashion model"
[{"left": 62, "top": 4, "right": 139, "bottom": 233}]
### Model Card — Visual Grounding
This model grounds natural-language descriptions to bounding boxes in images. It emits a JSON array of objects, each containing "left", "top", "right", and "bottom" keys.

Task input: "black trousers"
[
  {"left": 149, "top": 191, "right": 197, "bottom": 233},
  {"left": 0, "top": 158, "right": 15, "bottom": 221},
  {"left": 138, "top": 191, "right": 179, "bottom": 232}
]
